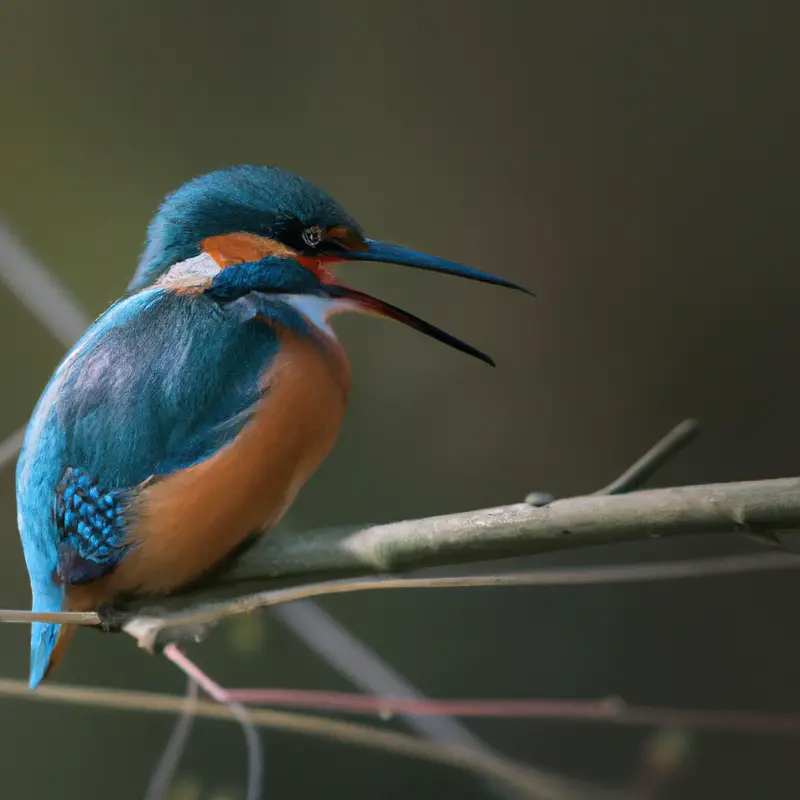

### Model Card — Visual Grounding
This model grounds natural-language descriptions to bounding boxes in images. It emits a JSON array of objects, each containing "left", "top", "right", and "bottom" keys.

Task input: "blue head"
[
  {"left": 132, "top": 165, "right": 531, "bottom": 363},
  {"left": 132, "top": 165, "right": 363, "bottom": 291}
]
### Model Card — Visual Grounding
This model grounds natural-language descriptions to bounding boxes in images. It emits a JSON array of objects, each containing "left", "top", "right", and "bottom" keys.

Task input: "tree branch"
[
  {"left": 212, "top": 476, "right": 799, "bottom": 584},
  {"left": 0, "top": 678, "right": 616, "bottom": 800},
  {"left": 3, "top": 420, "right": 799, "bottom": 640},
  {"left": 592, "top": 418, "right": 700, "bottom": 496},
  {"left": 3, "top": 478, "right": 800, "bottom": 634},
  {"left": 100, "top": 475, "right": 800, "bottom": 649}
]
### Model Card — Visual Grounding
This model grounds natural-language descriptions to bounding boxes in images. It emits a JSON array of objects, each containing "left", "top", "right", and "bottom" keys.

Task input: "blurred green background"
[{"left": 1, "top": 2, "right": 799, "bottom": 798}]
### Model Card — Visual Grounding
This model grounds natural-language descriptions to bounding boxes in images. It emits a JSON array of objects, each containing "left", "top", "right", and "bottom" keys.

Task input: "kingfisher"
[{"left": 16, "top": 165, "right": 528, "bottom": 689}]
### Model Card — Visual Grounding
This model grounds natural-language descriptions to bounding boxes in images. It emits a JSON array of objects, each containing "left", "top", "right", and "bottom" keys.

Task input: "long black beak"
[
  {"left": 333, "top": 239, "right": 533, "bottom": 295},
  {"left": 318, "top": 239, "right": 531, "bottom": 365},
  {"left": 325, "top": 284, "right": 496, "bottom": 366}
]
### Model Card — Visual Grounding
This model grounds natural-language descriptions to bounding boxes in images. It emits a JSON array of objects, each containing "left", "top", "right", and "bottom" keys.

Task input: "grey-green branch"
[
  {"left": 113, "top": 473, "right": 800, "bottom": 648},
  {"left": 3, "top": 475, "right": 799, "bottom": 639},
  {"left": 216, "top": 476, "right": 800, "bottom": 582}
]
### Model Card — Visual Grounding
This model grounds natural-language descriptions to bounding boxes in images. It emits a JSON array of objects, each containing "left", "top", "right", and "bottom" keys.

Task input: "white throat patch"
[
  {"left": 155, "top": 252, "right": 222, "bottom": 291},
  {"left": 273, "top": 294, "right": 344, "bottom": 338}
]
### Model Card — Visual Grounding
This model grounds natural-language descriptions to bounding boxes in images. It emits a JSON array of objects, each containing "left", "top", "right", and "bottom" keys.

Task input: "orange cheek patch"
[
  {"left": 202, "top": 233, "right": 297, "bottom": 268},
  {"left": 295, "top": 254, "right": 341, "bottom": 284},
  {"left": 202, "top": 232, "right": 342, "bottom": 285}
]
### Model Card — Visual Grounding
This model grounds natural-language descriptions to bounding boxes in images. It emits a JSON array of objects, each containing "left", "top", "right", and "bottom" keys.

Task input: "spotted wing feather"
[{"left": 53, "top": 466, "right": 131, "bottom": 584}]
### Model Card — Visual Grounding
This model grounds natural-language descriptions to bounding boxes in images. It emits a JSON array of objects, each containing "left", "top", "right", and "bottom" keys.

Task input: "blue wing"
[{"left": 17, "top": 285, "right": 291, "bottom": 596}]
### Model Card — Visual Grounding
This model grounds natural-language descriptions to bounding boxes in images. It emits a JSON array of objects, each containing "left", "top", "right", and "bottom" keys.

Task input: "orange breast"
[{"left": 67, "top": 326, "right": 350, "bottom": 609}]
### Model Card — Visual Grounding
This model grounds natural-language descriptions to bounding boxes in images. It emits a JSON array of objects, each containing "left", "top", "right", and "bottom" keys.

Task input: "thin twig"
[
  {"left": 0, "top": 609, "right": 100, "bottom": 625},
  {"left": 162, "top": 645, "right": 263, "bottom": 800},
  {"left": 143, "top": 677, "right": 199, "bottom": 800},
  {"left": 119, "top": 549, "right": 800, "bottom": 648},
  {"left": 3, "top": 551, "right": 799, "bottom": 630},
  {"left": 593, "top": 419, "right": 701, "bottom": 496},
  {"left": 221, "top": 688, "right": 800, "bottom": 735},
  {"left": 0, "top": 678, "right": 616, "bottom": 800}
]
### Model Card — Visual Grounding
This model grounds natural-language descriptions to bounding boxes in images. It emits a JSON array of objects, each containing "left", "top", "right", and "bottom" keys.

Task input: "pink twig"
[
  {"left": 163, "top": 644, "right": 228, "bottom": 702},
  {"left": 223, "top": 687, "right": 800, "bottom": 735},
  {"left": 162, "top": 644, "right": 264, "bottom": 800}
]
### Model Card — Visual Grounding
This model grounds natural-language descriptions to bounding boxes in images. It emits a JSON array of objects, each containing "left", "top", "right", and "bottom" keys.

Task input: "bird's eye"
[{"left": 302, "top": 226, "right": 324, "bottom": 249}]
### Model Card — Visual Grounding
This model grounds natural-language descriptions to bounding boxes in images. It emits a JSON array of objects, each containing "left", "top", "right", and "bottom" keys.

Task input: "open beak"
[
  {"left": 325, "top": 284, "right": 497, "bottom": 365},
  {"left": 318, "top": 239, "right": 532, "bottom": 366}
]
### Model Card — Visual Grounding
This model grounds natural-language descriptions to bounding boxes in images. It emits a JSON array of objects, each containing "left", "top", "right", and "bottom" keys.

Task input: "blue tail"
[{"left": 29, "top": 582, "right": 65, "bottom": 690}]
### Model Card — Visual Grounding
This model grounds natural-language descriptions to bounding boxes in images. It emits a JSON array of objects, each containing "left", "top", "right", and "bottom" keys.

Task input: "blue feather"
[
  {"left": 207, "top": 257, "right": 323, "bottom": 301},
  {"left": 27, "top": 583, "right": 63, "bottom": 689},
  {"left": 54, "top": 466, "right": 130, "bottom": 584}
]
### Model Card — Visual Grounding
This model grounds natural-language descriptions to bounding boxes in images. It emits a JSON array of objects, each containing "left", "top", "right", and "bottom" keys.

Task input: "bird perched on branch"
[{"left": 16, "top": 165, "right": 529, "bottom": 688}]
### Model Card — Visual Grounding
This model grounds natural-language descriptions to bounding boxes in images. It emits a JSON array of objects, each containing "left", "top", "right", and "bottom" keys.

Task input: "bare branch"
[
  {"left": 3, "top": 549, "right": 799, "bottom": 632},
  {"left": 0, "top": 678, "right": 618, "bottom": 800},
  {"left": 594, "top": 419, "right": 701, "bottom": 496},
  {"left": 0, "top": 609, "right": 100, "bottom": 625},
  {"left": 0, "top": 478, "right": 800, "bottom": 644},
  {"left": 209, "top": 477, "right": 800, "bottom": 585},
  {"left": 104, "top": 476, "right": 800, "bottom": 643},
  {"left": 123, "top": 550, "right": 800, "bottom": 646}
]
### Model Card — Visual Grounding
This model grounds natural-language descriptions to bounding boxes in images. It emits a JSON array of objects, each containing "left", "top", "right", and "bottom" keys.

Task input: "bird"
[{"left": 16, "top": 164, "right": 529, "bottom": 689}]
